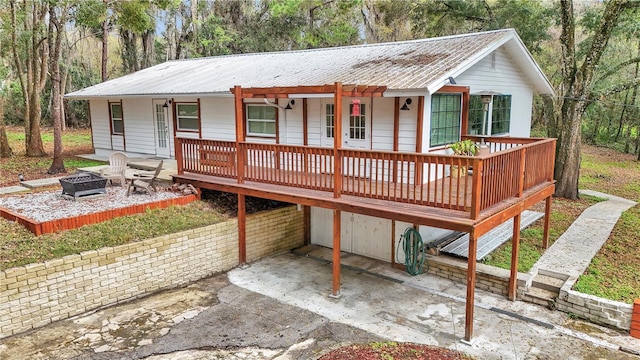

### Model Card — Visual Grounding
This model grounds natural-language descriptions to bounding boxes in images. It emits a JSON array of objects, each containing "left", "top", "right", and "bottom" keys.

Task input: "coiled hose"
[{"left": 396, "top": 227, "right": 428, "bottom": 276}]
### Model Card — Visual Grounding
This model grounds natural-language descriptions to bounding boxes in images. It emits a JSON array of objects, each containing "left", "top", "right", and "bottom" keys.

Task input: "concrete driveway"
[{"left": 1, "top": 249, "right": 639, "bottom": 360}]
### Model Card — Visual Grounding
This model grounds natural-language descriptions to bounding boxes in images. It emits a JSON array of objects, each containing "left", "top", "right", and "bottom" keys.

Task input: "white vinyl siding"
[
  {"left": 200, "top": 97, "right": 235, "bottom": 141},
  {"left": 121, "top": 98, "right": 155, "bottom": 155},
  {"left": 90, "top": 100, "right": 111, "bottom": 151},
  {"left": 454, "top": 47, "right": 533, "bottom": 137}
]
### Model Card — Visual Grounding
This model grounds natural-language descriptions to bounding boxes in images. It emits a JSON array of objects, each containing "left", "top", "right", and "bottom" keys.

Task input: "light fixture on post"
[
  {"left": 284, "top": 99, "right": 295, "bottom": 110},
  {"left": 473, "top": 91, "right": 500, "bottom": 136},
  {"left": 162, "top": 99, "right": 172, "bottom": 108},
  {"left": 350, "top": 84, "right": 361, "bottom": 116},
  {"left": 400, "top": 98, "right": 412, "bottom": 111}
]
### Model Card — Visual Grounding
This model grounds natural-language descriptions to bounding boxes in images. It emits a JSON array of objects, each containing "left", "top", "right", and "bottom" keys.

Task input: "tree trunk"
[
  {"left": 553, "top": 0, "right": 630, "bottom": 199},
  {"left": 0, "top": 99, "right": 13, "bottom": 158},
  {"left": 101, "top": 0, "right": 108, "bottom": 81},
  {"left": 48, "top": 4, "right": 67, "bottom": 174}
]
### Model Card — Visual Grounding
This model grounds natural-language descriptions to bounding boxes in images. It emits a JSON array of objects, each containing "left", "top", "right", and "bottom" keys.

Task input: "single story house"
[{"left": 66, "top": 28, "right": 557, "bottom": 341}]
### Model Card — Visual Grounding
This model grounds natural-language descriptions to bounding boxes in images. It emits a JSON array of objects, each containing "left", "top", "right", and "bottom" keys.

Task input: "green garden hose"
[{"left": 397, "top": 227, "right": 427, "bottom": 276}]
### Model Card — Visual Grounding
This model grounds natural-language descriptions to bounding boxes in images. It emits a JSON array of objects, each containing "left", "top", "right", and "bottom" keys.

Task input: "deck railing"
[{"left": 176, "top": 137, "right": 556, "bottom": 219}]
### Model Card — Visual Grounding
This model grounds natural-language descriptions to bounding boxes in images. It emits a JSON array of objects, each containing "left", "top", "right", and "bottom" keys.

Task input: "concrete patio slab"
[
  {"left": 228, "top": 252, "right": 640, "bottom": 359},
  {"left": 18, "top": 177, "right": 64, "bottom": 189},
  {"left": 0, "top": 186, "right": 30, "bottom": 195}
]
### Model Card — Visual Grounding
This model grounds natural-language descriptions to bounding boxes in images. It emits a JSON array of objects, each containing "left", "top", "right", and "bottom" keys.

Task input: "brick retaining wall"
[
  {"left": 426, "top": 255, "right": 529, "bottom": 298},
  {"left": 428, "top": 256, "right": 634, "bottom": 332},
  {"left": 0, "top": 206, "right": 304, "bottom": 339},
  {"left": 557, "top": 276, "right": 633, "bottom": 331}
]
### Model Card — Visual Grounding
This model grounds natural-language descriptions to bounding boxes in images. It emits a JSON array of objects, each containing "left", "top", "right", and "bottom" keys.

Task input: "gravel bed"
[{"left": 0, "top": 186, "right": 184, "bottom": 223}]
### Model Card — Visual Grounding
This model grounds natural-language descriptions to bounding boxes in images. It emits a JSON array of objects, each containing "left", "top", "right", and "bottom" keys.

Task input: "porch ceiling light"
[{"left": 400, "top": 98, "right": 412, "bottom": 111}]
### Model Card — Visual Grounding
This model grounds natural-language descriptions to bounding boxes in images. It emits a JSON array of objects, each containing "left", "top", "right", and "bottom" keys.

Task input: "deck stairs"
[{"left": 523, "top": 270, "right": 568, "bottom": 309}]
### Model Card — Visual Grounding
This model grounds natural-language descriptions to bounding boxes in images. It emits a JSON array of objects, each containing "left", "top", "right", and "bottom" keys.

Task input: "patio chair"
[
  {"left": 126, "top": 160, "right": 163, "bottom": 196},
  {"left": 100, "top": 151, "right": 129, "bottom": 187}
]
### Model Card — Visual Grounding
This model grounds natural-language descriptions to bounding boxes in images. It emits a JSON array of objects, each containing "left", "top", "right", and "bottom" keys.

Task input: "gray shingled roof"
[{"left": 66, "top": 29, "right": 552, "bottom": 98}]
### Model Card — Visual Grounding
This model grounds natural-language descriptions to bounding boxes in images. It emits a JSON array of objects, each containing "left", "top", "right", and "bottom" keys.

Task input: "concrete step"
[
  {"left": 531, "top": 274, "right": 565, "bottom": 293},
  {"left": 523, "top": 287, "right": 557, "bottom": 308}
]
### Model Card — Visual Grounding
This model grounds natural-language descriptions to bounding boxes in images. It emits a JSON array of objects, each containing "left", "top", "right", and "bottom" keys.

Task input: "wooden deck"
[{"left": 174, "top": 136, "right": 556, "bottom": 236}]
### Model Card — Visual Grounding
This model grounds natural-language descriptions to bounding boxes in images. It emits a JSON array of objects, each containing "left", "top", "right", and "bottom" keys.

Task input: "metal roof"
[{"left": 66, "top": 29, "right": 554, "bottom": 98}]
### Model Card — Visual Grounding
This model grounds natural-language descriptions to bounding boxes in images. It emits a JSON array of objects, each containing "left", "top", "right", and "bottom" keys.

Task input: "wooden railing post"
[
  {"left": 470, "top": 157, "right": 483, "bottom": 219},
  {"left": 518, "top": 148, "right": 526, "bottom": 197},
  {"left": 333, "top": 82, "right": 343, "bottom": 198},
  {"left": 176, "top": 138, "right": 184, "bottom": 175},
  {"left": 233, "top": 85, "right": 245, "bottom": 184}
]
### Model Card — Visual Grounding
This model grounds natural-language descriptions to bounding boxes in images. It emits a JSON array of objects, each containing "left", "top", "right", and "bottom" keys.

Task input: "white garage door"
[{"left": 310, "top": 207, "right": 393, "bottom": 261}]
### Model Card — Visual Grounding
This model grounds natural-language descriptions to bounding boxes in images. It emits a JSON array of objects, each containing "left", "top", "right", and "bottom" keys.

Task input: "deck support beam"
[
  {"left": 509, "top": 213, "right": 521, "bottom": 301},
  {"left": 331, "top": 209, "right": 341, "bottom": 298},
  {"left": 543, "top": 195, "right": 552, "bottom": 249},
  {"left": 238, "top": 194, "right": 246, "bottom": 265},
  {"left": 464, "top": 229, "right": 478, "bottom": 342}
]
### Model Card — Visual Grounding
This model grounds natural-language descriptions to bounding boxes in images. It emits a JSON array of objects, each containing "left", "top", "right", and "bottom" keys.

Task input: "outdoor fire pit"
[{"left": 59, "top": 172, "right": 108, "bottom": 200}]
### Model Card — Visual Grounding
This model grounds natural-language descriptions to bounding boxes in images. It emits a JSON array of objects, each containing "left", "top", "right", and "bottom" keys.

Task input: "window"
[
  {"left": 325, "top": 103, "right": 334, "bottom": 138},
  {"left": 491, "top": 95, "right": 511, "bottom": 135},
  {"left": 467, "top": 94, "right": 512, "bottom": 136},
  {"left": 176, "top": 103, "right": 199, "bottom": 131},
  {"left": 349, "top": 103, "right": 366, "bottom": 140},
  {"left": 109, "top": 102, "right": 124, "bottom": 135},
  {"left": 429, "top": 94, "right": 461, "bottom": 147},
  {"left": 468, "top": 96, "right": 485, "bottom": 135},
  {"left": 247, "top": 105, "right": 276, "bottom": 137}
]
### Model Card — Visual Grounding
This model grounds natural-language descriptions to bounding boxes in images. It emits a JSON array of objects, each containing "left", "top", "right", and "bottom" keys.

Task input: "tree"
[
  {"left": 8, "top": 0, "right": 47, "bottom": 157},
  {"left": 409, "top": 0, "right": 553, "bottom": 53},
  {"left": 551, "top": 0, "right": 639, "bottom": 199},
  {"left": 0, "top": 94, "right": 13, "bottom": 158},
  {"left": 47, "top": 0, "right": 70, "bottom": 174}
]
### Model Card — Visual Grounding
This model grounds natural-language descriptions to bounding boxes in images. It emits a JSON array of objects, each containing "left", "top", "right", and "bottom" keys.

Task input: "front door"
[
  {"left": 152, "top": 99, "right": 171, "bottom": 158},
  {"left": 342, "top": 100, "right": 369, "bottom": 149}
]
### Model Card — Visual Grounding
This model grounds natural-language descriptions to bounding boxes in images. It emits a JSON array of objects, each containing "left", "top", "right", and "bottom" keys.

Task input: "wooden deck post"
[
  {"left": 465, "top": 228, "right": 478, "bottom": 342},
  {"left": 332, "top": 209, "right": 341, "bottom": 297},
  {"left": 543, "top": 196, "right": 552, "bottom": 249},
  {"left": 334, "top": 82, "right": 343, "bottom": 198},
  {"left": 509, "top": 214, "right": 521, "bottom": 301},
  {"left": 233, "top": 85, "right": 245, "bottom": 184},
  {"left": 238, "top": 194, "right": 246, "bottom": 265}
]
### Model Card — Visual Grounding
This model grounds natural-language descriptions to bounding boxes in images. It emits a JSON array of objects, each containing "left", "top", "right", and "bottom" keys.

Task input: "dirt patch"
[
  {"left": 319, "top": 342, "right": 472, "bottom": 360},
  {"left": 201, "top": 189, "right": 292, "bottom": 216},
  {"left": 0, "top": 127, "right": 95, "bottom": 187}
]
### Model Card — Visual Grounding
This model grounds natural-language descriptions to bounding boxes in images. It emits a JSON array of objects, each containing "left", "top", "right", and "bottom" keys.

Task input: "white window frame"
[
  {"left": 176, "top": 103, "right": 200, "bottom": 132},
  {"left": 109, "top": 102, "right": 124, "bottom": 135},
  {"left": 246, "top": 104, "right": 277, "bottom": 138}
]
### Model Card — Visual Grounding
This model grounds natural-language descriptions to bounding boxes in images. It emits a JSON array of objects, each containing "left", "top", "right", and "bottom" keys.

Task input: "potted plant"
[
  {"left": 448, "top": 139, "right": 478, "bottom": 177},
  {"left": 448, "top": 139, "right": 479, "bottom": 156}
]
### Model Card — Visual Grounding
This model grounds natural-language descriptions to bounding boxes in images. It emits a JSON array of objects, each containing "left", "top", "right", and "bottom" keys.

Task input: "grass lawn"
[
  {"left": 0, "top": 201, "right": 225, "bottom": 270},
  {"left": 0, "top": 126, "right": 103, "bottom": 187},
  {"left": 573, "top": 145, "right": 640, "bottom": 303}
]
